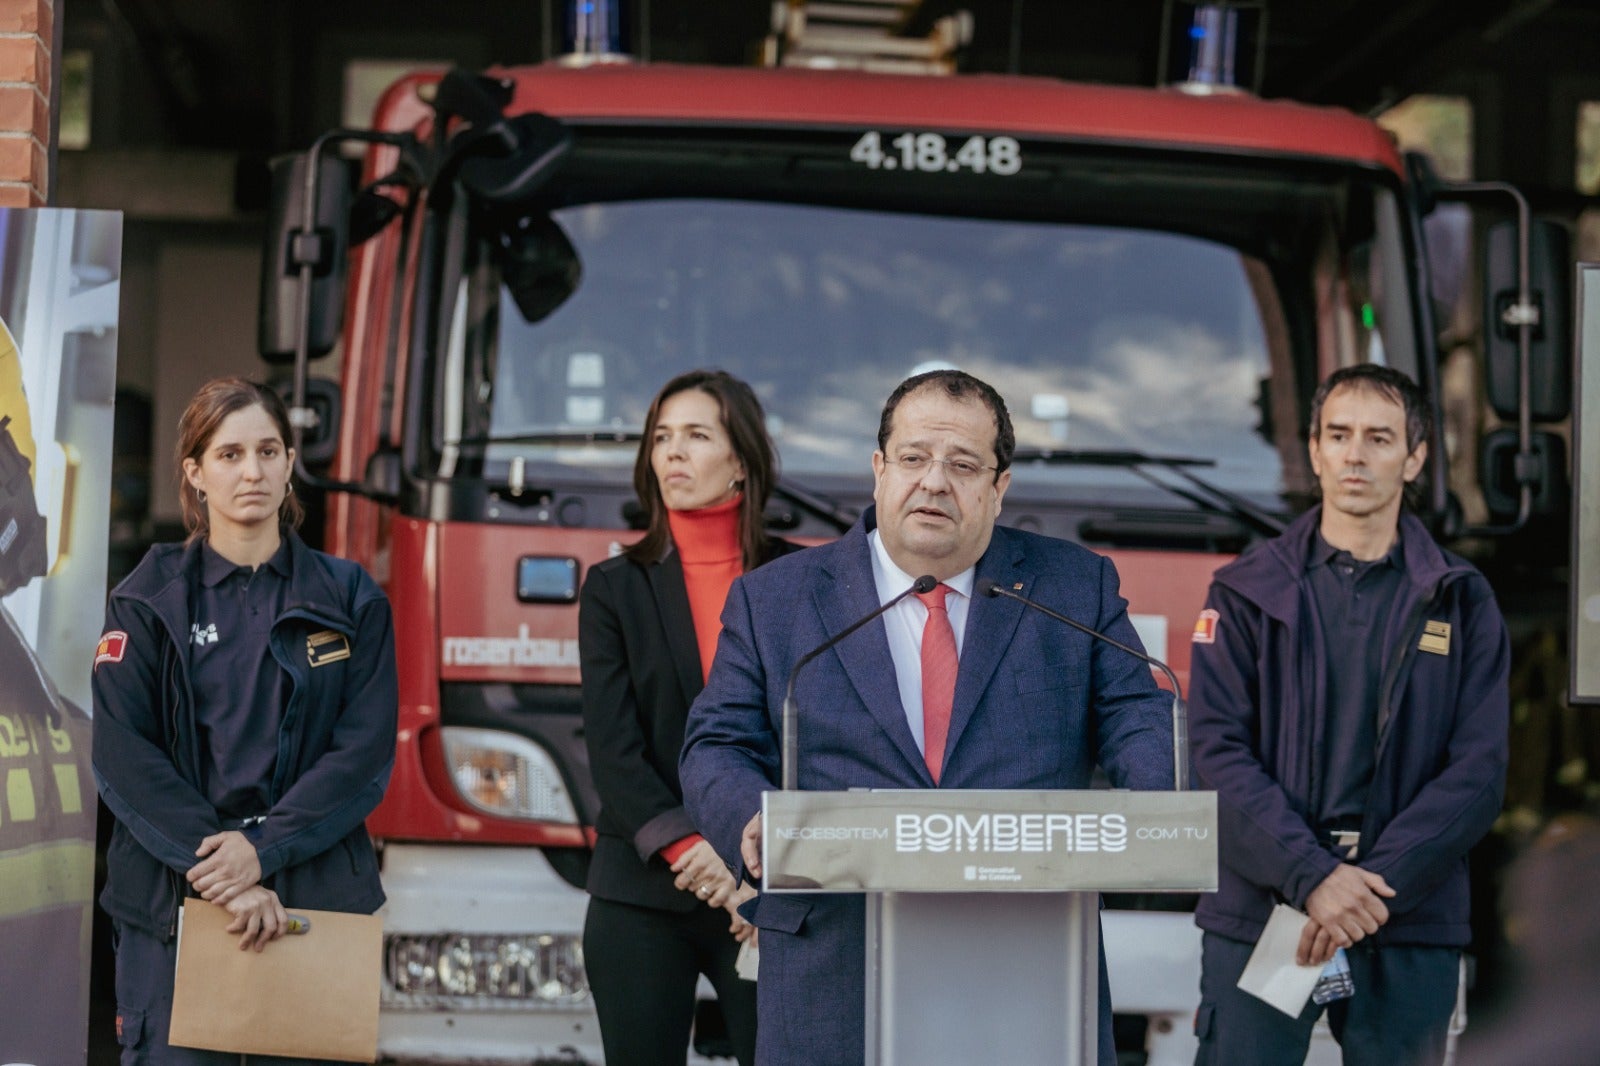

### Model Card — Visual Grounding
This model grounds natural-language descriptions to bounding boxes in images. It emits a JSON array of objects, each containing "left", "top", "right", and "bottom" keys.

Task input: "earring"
[
  {"left": 197, "top": 489, "right": 207, "bottom": 504},
  {"left": 287, "top": 480, "right": 294, "bottom": 494}
]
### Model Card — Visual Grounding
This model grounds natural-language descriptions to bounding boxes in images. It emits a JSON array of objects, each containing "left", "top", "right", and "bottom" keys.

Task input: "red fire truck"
[{"left": 261, "top": 39, "right": 1567, "bottom": 1066}]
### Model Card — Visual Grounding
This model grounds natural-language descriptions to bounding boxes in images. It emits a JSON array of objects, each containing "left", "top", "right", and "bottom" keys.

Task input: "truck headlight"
[
  {"left": 384, "top": 932, "right": 588, "bottom": 1009},
  {"left": 440, "top": 726, "right": 578, "bottom": 823}
]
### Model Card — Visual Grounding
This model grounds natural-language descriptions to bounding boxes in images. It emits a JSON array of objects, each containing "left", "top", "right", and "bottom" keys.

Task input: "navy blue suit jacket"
[{"left": 680, "top": 509, "right": 1173, "bottom": 1065}]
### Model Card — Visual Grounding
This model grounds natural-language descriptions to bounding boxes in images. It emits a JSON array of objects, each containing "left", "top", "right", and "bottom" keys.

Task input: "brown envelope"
[{"left": 169, "top": 898, "right": 382, "bottom": 1062}]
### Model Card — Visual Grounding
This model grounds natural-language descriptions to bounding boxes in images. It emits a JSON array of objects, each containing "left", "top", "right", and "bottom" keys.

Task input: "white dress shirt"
[{"left": 867, "top": 529, "right": 975, "bottom": 757}]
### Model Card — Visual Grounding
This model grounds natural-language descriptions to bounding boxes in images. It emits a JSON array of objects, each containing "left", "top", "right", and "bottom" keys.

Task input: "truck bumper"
[
  {"left": 1104, "top": 909, "right": 1203, "bottom": 1065},
  {"left": 375, "top": 864, "right": 1325, "bottom": 1065}
]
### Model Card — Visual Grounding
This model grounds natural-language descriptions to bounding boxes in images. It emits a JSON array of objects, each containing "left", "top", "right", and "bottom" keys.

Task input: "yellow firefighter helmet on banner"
[{"left": 0, "top": 312, "right": 49, "bottom": 596}]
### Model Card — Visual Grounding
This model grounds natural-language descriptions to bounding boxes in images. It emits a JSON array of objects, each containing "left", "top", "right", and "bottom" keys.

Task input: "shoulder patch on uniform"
[
  {"left": 95, "top": 630, "right": 128, "bottom": 668},
  {"left": 1191, "top": 608, "right": 1219, "bottom": 645},
  {"left": 307, "top": 629, "right": 352, "bottom": 667}
]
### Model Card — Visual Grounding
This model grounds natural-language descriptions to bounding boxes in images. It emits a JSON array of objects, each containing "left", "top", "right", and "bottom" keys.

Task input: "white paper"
[
  {"left": 735, "top": 939, "right": 759, "bottom": 982},
  {"left": 1235, "top": 903, "right": 1324, "bottom": 1017}
]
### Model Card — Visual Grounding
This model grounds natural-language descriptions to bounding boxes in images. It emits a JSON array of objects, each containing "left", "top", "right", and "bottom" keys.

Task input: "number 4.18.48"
[{"left": 848, "top": 131, "right": 1022, "bottom": 176}]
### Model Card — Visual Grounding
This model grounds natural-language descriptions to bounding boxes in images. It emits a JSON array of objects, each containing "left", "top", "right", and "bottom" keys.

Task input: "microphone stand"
[
  {"left": 781, "top": 575, "right": 937, "bottom": 791},
  {"left": 980, "top": 580, "right": 1190, "bottom": 791}
]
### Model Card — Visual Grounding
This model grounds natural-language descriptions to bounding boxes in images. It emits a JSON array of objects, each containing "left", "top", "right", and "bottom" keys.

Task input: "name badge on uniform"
[
  {"left": 307, "top": 629, "right": 352, "bottom": 667},
  {"left": 1418, "top": 620, "right": 1451, "bottom": 656}
]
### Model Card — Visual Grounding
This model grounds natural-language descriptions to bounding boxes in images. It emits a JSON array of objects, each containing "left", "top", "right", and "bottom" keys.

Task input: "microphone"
[
  {"left": 780, "top": 574, "right": 938, "bottom": 791},
  {"left": 977, "top": 578, "right": 1190, "bottom": 791}
]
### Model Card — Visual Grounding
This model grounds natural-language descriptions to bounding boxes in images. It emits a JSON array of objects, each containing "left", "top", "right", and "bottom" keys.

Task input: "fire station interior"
[{"left": 52, "top": 1, "right": 1600, "bottom": 1062}]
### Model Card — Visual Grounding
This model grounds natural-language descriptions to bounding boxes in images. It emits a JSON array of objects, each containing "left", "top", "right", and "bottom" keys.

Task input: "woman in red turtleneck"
[{"left": 578, "top": 370, "right": 795, "bottom": 1066}]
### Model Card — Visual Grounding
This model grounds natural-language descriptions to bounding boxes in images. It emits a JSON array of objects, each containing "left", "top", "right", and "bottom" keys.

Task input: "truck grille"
[{"left": 383, "top": 932, "right": 590, "bottom": 1010}]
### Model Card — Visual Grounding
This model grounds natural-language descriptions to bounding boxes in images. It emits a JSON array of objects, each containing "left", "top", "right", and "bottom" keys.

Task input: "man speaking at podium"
[{"left": 680, "top": 370, "right": 1174, "bottom": 1065}]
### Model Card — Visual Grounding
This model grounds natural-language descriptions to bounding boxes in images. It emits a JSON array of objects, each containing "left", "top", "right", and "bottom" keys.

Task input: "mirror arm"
[
  {"left": 1435, "top": 180, "right": 1537, "bottom": 535},
  {"left": 290, "top": 128, "right": 418, "bottom": 495}
]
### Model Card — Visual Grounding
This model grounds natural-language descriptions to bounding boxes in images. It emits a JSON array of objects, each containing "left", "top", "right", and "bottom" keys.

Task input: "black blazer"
[{"left": 578, "top": 537, "right": 800, "bottom": 911}]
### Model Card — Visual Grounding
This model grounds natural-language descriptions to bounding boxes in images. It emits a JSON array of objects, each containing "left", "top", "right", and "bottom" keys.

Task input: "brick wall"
[{"left": 0, "top": 0, "right": 51, "bottom": 207}]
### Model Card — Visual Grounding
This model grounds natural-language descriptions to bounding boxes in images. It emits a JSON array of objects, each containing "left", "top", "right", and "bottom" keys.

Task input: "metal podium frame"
[{"left": 763, "top": 789, "right": 1217, "bottom": 1066}]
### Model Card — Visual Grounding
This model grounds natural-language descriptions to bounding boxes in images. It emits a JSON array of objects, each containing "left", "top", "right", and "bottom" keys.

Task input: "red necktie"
[{"left": 917, "top": 584, "right": 957, "bottom": 784}]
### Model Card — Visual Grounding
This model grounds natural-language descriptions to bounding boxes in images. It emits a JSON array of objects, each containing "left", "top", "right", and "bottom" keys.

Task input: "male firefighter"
[{"left": 1189, "top": 364, "right": 1509, "bottom": 1065}]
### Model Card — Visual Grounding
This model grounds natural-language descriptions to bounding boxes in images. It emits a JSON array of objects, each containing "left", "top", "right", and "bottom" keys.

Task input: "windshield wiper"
[
  {"left": 771, "top": 478, "right": 858, "bottom": 533},
  {"left": 464, "top": 430, "right": 858, "bottom": 532},
  {"left": 1010, "top": 447, "right": 1285, "bottom": 538}
]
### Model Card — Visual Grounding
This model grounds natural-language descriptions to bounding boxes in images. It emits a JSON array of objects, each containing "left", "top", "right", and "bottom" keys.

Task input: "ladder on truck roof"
[{"left": 761, "top": 0, "right": 973, "bottom": 75}]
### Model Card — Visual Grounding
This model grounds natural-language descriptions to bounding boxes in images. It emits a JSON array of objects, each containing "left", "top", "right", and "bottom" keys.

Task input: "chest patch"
[
  {"left": 1418, "top": 619, "right": 1451, "bottom": 656},
  {"left": 190, "top": 622, "right": 218, "bottom": 646},
  {"left": 307, "top": 629, "right": 351, "bottom": 667}
]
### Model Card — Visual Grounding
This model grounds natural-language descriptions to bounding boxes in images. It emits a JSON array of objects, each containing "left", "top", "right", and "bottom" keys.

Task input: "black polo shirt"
[
  {"left": 1306, "top": 530, "right": 1404, "bottom": 830},
  {"left": 190, "top": 538, "right": 292, "bottom": 820}
]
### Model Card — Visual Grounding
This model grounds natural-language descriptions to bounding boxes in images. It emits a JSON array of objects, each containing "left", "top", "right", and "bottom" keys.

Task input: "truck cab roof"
[{"left": 376, "top": 62, "right": 1405, "bottom": 177}]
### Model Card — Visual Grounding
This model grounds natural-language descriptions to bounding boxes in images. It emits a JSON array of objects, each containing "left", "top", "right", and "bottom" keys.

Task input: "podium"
[{"left": 763, "top": 788, "right": 1217, "bottom": 1066}]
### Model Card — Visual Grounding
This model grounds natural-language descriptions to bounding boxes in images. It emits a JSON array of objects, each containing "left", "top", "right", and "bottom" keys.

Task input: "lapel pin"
[{"left": 1012, "top": 582, "right": 1024, "bottom": 590}]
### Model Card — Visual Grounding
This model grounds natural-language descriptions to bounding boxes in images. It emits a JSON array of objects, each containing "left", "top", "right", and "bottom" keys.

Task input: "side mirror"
[
  {"left": 1480, "top": 428, "right": 1567, "bottom": 521},
  {"left": 429, "top": 71, "right": 572, "bottom": 208},
  {"left": 259, "top": 152, "right": 352, "bottom": 364},
  {"left": 498, "top": 216, "right": 581, "bottom": 323},
  {"left": 459, "top": 114, "right": 572, "bottom": 206},
  {"left": 1483, "top": 219, "right": 1572, "bottom": 421}
]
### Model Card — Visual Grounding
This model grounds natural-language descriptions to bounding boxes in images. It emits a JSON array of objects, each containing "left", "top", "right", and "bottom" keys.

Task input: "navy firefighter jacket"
[
  {"left": 91, "top": 529, "right": 397, "bottom": 940},
  {"left": 1189, "top": 506, "right": 1509, "bottom": 949}
]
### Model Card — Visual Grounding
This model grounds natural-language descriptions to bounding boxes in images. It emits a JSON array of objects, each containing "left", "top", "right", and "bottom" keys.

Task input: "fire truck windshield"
[{"left": 453, "top": 172, "right": 1415, "bottom": 522}]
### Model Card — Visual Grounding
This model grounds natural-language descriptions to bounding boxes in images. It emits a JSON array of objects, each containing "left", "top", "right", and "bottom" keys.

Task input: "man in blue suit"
[{"left": 680, "top": 369, "right": 1174, "bottom": 1065}]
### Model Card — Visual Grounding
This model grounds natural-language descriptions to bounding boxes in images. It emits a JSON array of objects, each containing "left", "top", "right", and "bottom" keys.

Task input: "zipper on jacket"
[
  {"left": 267, "top": 608, "right": 342, "bottom": 799},
  {"left": 268, "top": 606, "right": 355, "bottom": 786},
  {"left": 166, "top": 869, "right": 184, "bottom": 939},
  {"left": 1374, "top": 576, "right": 1455, "bottom": 760},
  {"left": 166, "top": 655, "right": 183, "bottom": 761}
]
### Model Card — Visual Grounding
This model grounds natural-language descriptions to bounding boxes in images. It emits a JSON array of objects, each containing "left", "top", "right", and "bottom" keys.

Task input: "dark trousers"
[
  {"left": 584, "top": 896, "right": 759, "bottom": 1066},
  {"left": 1195, "top": 931, "right": 1458, "bottom": 1066},
  {"left": 112, "top": 920, "right": 340, "bottom": 1066}
]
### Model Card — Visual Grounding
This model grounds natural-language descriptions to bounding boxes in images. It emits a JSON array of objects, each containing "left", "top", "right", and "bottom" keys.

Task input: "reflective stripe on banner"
[{"left": 0, "top": 839, "right": 95, "bottom": 921}]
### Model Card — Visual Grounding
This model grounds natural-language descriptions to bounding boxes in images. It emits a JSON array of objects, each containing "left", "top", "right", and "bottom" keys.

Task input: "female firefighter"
[{"left": 92, "top": 377, "right": 397, "bottom": 1064}]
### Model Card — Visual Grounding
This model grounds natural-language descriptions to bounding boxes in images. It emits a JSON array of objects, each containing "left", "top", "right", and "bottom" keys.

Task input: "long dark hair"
[
  {"left": 176, "top": 377, "right": 304, "bottom": 543},
  {"left": 623, "top": 370, "right": 775, "bottom": 570}
]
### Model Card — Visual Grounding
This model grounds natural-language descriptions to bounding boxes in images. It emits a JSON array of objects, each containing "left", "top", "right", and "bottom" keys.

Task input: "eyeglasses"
[{"left": 883, "top": 453, "right": 997, "bottom": 482}]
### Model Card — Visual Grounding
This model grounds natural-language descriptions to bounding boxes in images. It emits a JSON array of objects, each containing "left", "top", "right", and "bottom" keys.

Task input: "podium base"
[{"left": 865, "top": 891, "right": 1100, "bottom": 1065}]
